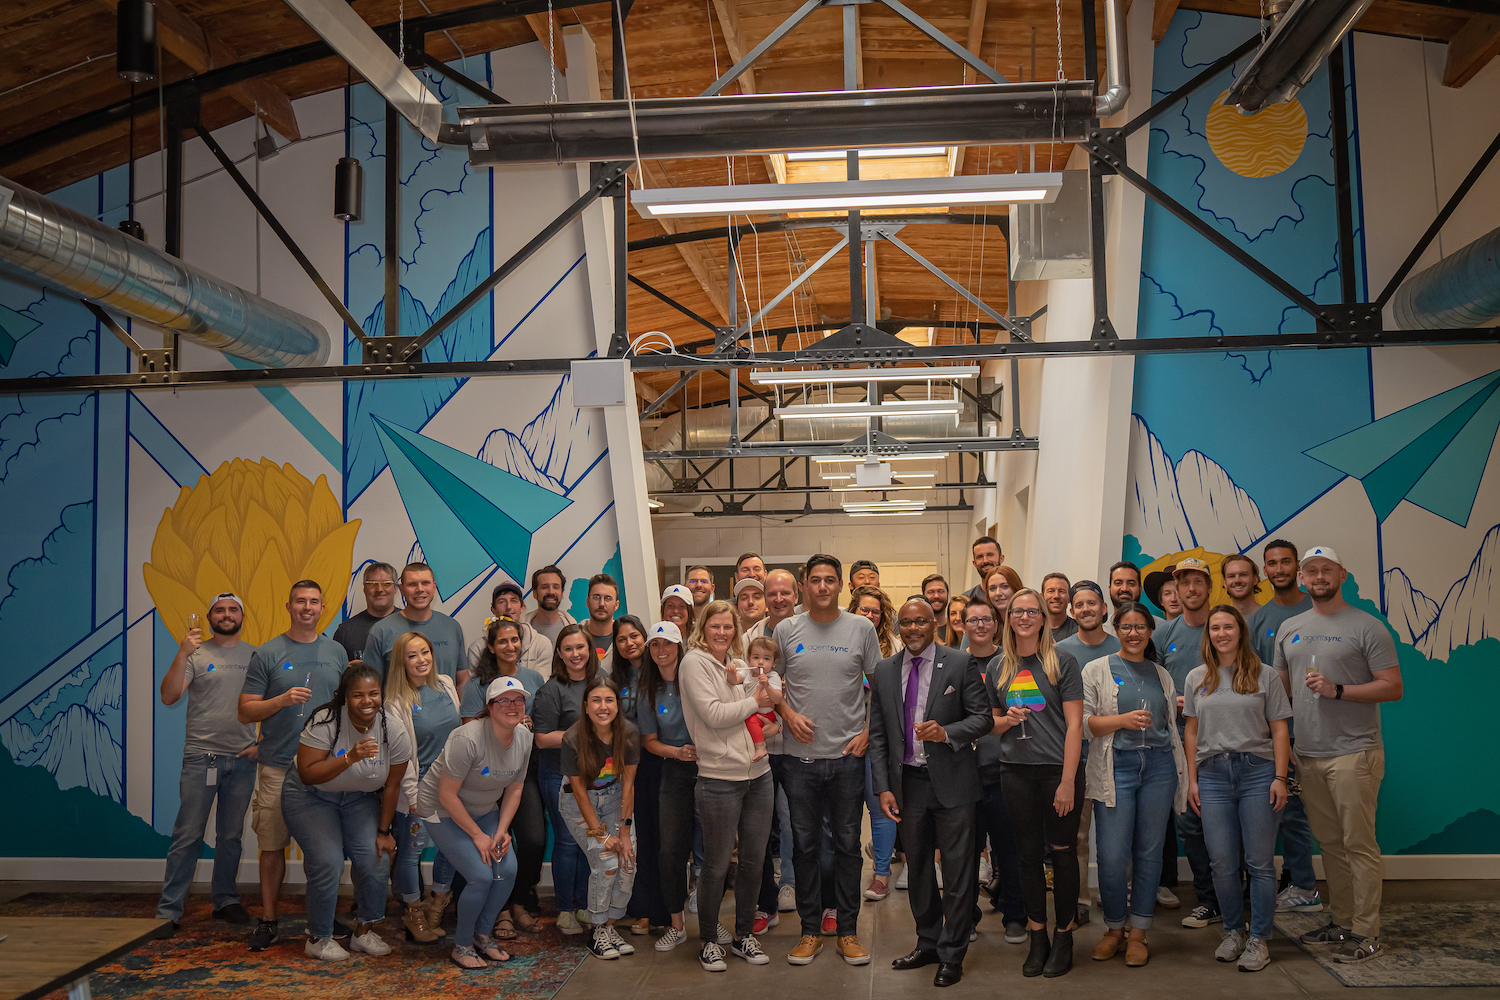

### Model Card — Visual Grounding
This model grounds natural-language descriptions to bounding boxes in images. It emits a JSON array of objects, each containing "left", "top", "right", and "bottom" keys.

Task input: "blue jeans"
[
  {"left": 782, "top": 754, "right": 865, "bottom": 936},
  {"left": 1198, "top": 753, "right": 1279, "bottom": 940},
  {"left": 559, "top": 783, "right": 638, "bottom": 924},
  {"left": 280, "top": 783, "right": 386, "bottom": 940},
  {"left": 540, "top": 764, "right": 588, "bottom": 911},
  {"left": 424, "top": 809, "right": 518, "bottom": 945},
  {"left": 394, "top": 764, "right": 455, "bottom": 901},
  {"left": 865, "top": 757, "right": 897, "bottom": 877},
  {"left": 156, "top": 753, "right": 256, "bottom": 921},
  {"left": 1279, "top": 793, "right": 1317, "bottom": 889},
  {"left": 973, "top": 778, "right": 1024, "bottom": 923},
  {"left": 1094, "top": 746, "right": 1177, "bottom": 929}
]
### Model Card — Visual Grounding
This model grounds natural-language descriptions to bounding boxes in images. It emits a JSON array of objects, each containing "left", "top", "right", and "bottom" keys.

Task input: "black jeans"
[
  {"left": 628, "top": 750, "right": 669, "bottom": 926},
  {"left": 998, "top": 762, "right": 1084, "bottom": 931},
  {"left": 782, "top": 753, "right": 864, "bottom": 936},
  {"left": 973, "top": 776, "right": 1025, "bottom": 924},
  {"left": 758, "top": 754, "right": 787, "bottom": 914},
  {"left": 696, "top": 772, "right": 773, "bottom": 941},
  {"left": 658, "top": 755, "right": 699, "bottom": 914},
  {"left": 511, "top": 755, "right": 546, "bottom": 911}
]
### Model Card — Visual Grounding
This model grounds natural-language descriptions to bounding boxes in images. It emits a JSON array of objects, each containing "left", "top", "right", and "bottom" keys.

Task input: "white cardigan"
[
  {"left": 389, "top": 673, "right": 462, "bottom": 816},
  {"left": 1080, "top": 655, "right": 1188, "bottom": 813}
]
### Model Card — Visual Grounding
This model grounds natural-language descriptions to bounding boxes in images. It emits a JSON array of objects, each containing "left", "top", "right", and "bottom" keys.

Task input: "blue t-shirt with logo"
[
  {"left": 1247, "top": 595, "right": 1313, "bottom": 665},
  {"left": 637, "top": 677, "right": 690, "bottom": 748},
  {"left": 241, "top": 634, "right": 349, "bottom": 768}
]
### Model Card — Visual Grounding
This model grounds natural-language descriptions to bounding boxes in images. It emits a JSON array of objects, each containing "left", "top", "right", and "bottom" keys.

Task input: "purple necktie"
[{"left": 904, "top": 655, "right": 923, "bottom": 761}]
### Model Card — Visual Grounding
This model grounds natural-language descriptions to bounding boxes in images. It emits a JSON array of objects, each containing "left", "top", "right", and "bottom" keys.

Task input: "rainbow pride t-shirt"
[{"left": 993, "top": 652, "right": 1085, "bottom": 766}]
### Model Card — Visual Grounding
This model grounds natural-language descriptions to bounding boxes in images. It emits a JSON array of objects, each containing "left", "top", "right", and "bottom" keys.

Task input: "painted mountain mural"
[{"left": 1126, "top": 416, "right": 1267, "bottom": 557}]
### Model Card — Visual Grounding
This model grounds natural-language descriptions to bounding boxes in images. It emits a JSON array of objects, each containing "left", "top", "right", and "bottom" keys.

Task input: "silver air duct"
[
  {"left": 1095, "top": 0, "right": 1132, "bottom": 119},
  {"left": 0, "top": 178, "right": 330, "bottom": 368},
  {"left": 1392, "top": 226, "right": 1500, "bottom": 331},
  {"left": 1223, "top": 0, "right": 1374, "bottom": 113}
]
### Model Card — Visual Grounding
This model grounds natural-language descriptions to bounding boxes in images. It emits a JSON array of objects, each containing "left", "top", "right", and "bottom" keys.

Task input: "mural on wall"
[
  {"left": 0, "top": 51, "right": 626, "bottom": 860},
  {"left": 1131, "top": 11, "right": 1500, "bottom": 855}
]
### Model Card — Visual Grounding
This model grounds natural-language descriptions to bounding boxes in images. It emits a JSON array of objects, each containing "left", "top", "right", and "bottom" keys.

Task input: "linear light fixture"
[
  {"left": 843, "top": 501, "right": 926, "bottom": 510},
  {"left": 848, "top": 510, "right": 927, "bottom": 517},
  {"left": 776, "top": 399, "right": 962, "bottom": 420},
  {"left": 785, "top": 146, "right": 948, "bottom": 161},
  {"left": 811, "top": 452, "right": 949, "bottom": 463},
  {"left": 832, "top": 484, "right": 930, "bottom": 492},
  {"left": 632, "top": 173, "right": 1063, "bottom": 220},
  {"left": 750, "top": 365, "right": 980, "bottom": 385},
  {"left": 822, "top": 472, "right": 936, "bottom": 480}
]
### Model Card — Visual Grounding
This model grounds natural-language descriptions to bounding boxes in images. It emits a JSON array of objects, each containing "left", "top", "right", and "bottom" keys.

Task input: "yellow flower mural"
[
  {"left": 1205, "top": 90, "right": 1308, "bottom": 179},
  {"left": 143, "top": 458, "right": 361, "bottom": 645},
  {"left": 1140, "top": 545, "right": 1272, "bottom": 612}
]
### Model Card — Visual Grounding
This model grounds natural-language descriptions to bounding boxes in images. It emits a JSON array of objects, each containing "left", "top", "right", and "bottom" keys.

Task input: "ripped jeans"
[{"left": 559, "top": 781, "right": 637, "bottom": 924}]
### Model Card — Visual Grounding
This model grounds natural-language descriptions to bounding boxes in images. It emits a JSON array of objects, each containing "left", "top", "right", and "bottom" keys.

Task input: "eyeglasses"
[
  {"left": 588, "top": 594, "right": 617, "bottom": 604},
  {"left": 490, "top": 696, "right": 527, "bottom": 708},
  {"left": 897, "top": 618, "right": 934, "bottom": 628},
  {"left": 964, "top": 615, "right": 995, "bottom": 626},
  {"left": 1116, "top": 623, "right": 1151, "bottom": 634},
  {"left": 1008, "top": 608, "right": 1042, "bottom": 619}
]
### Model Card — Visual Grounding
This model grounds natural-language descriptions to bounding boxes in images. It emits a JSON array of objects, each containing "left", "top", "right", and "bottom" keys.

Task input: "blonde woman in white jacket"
[
  {"left": 679, "top": 600, "right": 779, "bottom": 972},
  {"left": 1081, "top": 603, "right": 1188, "bottom": 969},
  {"left": 385, "top": 631, "right": 464, "bottom": 943}
]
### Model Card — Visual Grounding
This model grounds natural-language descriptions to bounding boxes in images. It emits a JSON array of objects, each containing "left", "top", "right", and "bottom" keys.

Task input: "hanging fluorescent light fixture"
[
  {"left": 751, "top": 365, "right": 980, "bottom": 385},
  {"left": 632, "top": 173, "right": 1063, "bottom": 220},
  {"left": 812, "top": 452, "right": 949, "bottom": 463},
  {"left": 822, "top": 472, "right": 936, "bottom": 480},
  {"left": 777, "top": 398, "right": 962, "bottom": 420},
  {"left": 785, "top": 147, "right": 948, "bottom": 161},
  {"left": 843, "top": 501, "right": 926, "bottom": 511},
  {"left": 848, "top": 510, "right": 927, "bottom": 517},
  {"left": 832, "top": 484, "right": 930, "bottom": 493}
]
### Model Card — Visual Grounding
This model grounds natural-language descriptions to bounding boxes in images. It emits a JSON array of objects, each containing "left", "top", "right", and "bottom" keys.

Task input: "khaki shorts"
[{"left": 252, "top": 764, "right": 290, "bottom": 851}]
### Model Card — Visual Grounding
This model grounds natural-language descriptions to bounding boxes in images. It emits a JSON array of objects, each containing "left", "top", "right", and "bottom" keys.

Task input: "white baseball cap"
[
  {"left": 1302, "top": 545, "right": 1342, "bottom": 567},
  {"left": 649, "top": 620, "right": 683, "bottom": 644},
  {"left": 661, "top": 585, "right": 693, "bottom": 606},
  {"left": 486, "top": 676, "right": 530, "bottom": 701},
  {"left": 733, "top": 577, "right": 764, "bottom": 598}
]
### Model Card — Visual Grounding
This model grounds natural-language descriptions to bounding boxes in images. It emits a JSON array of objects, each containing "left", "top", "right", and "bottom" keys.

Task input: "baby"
[{"left": 725, "top": 636, "right": 782, "bottom": 762}]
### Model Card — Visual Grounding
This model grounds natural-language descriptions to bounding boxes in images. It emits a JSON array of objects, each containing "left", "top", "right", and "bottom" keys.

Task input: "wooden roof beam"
[
  {"left": 525, "top": 12, "right": 569, "bottom": 74},
  {"left": 710, "top": 0, "right": 785, "bottom": 182},
  {"left": 1444, "top": 13, "right": 1500, "bottom": 87},
  {"left": 94, "top": 0, "right": 301, "bottom": 140},
  {"left": 638, "top": 158, "right": 732, "bottom": 326},
  {"left": 1153, "top": 0, "right": 1183, "bottom": 43}
]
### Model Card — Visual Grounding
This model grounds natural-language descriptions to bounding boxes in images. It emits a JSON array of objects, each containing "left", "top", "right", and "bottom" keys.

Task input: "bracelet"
[
  {"left": 377, "top": 827, "right": 392, "bottom": 836},
  {"left": 1273, "top": 776, "right": 1287, "bottom": 783}
]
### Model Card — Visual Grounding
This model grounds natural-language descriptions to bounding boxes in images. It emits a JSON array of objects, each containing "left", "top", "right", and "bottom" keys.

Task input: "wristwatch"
[
  {"left": 1335, "top": 684, "right": 1344, "bottom": 700},
  {"left": 378, "top": 827, "right": 392, "bottom": 836},
  {"left": 621, "top": 818, "right": 633, "bottom": 827}
]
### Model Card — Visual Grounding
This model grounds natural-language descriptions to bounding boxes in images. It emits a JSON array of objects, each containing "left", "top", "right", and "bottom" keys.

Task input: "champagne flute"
[
  {"left": 1139, "top": 698, "right": 1151, "bottom": 746},
  {"left": 914, "top": 713, "right": 928, "bottom": 762},
  {"left": 1008, "top": 691, "right": 1032, "bottom": 740},
  {"left": 186, "top": 612, "right": 202, "bottom": 637},
  {"left": 298, "top": 671, "right": 312, "bottom": 718},
  {"left": 1307, "top": 653, "right": 1321, "bottom": 699}
]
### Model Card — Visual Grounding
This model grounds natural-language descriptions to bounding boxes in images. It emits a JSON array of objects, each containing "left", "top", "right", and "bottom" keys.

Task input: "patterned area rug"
[
  {"left": 1275, "top": 902, "right": 1500, "bottom": 987},
  {"left": 0, "top": 892, "right": 585, "bottom": 999}
]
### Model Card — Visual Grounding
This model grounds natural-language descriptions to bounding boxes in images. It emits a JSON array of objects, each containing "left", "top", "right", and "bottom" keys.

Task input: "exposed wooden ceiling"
[{"left": 1, "top": 0, "right": 1492, "bottom": 412}]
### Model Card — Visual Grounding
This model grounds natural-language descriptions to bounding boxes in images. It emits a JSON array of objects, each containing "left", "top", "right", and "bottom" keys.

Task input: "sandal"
[
  {"left": 474, "top": 934, "right": 512, "bottom": 963},
  {"left": 450, "top": 945, "right": 487, "bottom": 970},
  {"left": 494, "top": 912, "right": 517, "bottom": 940},
  {"left": 512, "top": 907, "right": 541, "bottom": 934}
]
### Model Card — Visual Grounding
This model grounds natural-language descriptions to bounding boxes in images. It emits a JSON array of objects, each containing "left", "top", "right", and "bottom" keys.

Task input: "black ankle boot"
[
  {"left": 1043, "top": 929, "right": 1074, "bottom": 977},
  {"left": 1022, "top": 928, "right": 1051, "bottom": 977}
]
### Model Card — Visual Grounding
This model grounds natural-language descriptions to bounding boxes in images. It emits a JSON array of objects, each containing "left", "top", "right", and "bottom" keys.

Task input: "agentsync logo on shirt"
[
  {"left": 1290, "top": 634, "right": 1343, "bottom": 644},
  {"left": 795, "top": 643, "right": 851, "bottom": 654},
  {"left": 1167, "top": 642, "right": 1178, "bottom": 652}
]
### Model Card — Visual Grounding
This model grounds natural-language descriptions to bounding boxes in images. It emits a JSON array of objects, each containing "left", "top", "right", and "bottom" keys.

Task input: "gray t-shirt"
[
  {"left": 295, "top": 706, "right": 412, "bottom": 793},
  {"left": 1155, "top": 615, "right": 1207, "bottom": 695},
  {"left": 180, "top": 641, "right": 259, "bottom": 756},
  {"left": 637, "top": 677, "right": 691, "bottom": 747},
  {"left": 530, "top": 615, "right": 568, "bottom": 647},
  {"left": 1272, "top": 606, "right": 1398, "bottom": 757},
  {"left": 460, "top": 666, "right": 546, "bottom": 719},
  {"left": 1182, "top": 663, "right": 1292, "bottom": 761},
  {"left": 1050, "top": 617, "right": 1079, "bottom": 643},
  {"left": 773, "top": 611, "right": 882, "bottom": 760},
  {"left": 241, "top": 634, "right": 349, "bottom": 769},
  {"left": 363, "top": 611, "right": 466, "bottom": 684},
  {"left": 1248, "top": 595, "right": 1313, "bottom": 665},
  {"left": 1055, "top": 635, "right": 1119, "bottom": 762},
  {"left": 1109, "top": 654, "right": 1173, "bottom": 749},
  {"left": 531, "top": 675, "right": 587, "bottom": 771},
  {"left": 417, "top": 718, "right": 533, "bottom": 819},
  {"left": 990, "top": 651, "right": 1084, "bottom": 766}
]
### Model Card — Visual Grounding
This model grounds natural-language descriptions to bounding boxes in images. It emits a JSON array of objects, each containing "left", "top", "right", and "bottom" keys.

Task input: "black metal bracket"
[
  {"left": 1319, "top": 303, "right": 1383, "bottom": 334},
  {"left": 363, "top": 337, "right": 424, "bottom": 364},
  {"left": 592, "top": 160, "right": 627, "bottom": 199}
]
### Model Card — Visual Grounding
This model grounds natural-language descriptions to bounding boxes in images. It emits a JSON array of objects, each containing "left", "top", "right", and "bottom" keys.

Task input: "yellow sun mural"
[
  {"left": 1205, "top": 90, "right": 1308, "bottom": 178},
  {"left": 143, "top": 458, "right": 361, "bottom": 645}
]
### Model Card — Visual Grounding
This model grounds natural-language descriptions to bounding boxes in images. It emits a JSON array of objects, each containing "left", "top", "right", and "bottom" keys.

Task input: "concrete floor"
[
  {"left": 553, "top": 876, "right": 1499, "bottom": 1000},
  {"left": 3, "top": 877, "right": 1492, "bottom": 999}
]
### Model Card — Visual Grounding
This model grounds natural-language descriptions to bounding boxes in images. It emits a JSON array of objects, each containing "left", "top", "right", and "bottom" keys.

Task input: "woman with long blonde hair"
[
  {"left": 988, "top": 588, "right": 1086, "bottom": 978},
  {"left": 1182, "top": 606, "right": 1291, "bottom": 973},
  {"left": 385, "top": 631, "right": 463, "bottom": 943}
]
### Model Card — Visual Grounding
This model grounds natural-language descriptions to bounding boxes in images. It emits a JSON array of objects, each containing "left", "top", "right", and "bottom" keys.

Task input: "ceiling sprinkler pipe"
[
  {"left": 0, "top": 177, "right": 329, "bottom": 367},
  {"left": 1094, "top": 0, "right": 1132, "bottom": 119},
  {"left": 1391, "top": 225, "right": 1500, "bottom": 331}
]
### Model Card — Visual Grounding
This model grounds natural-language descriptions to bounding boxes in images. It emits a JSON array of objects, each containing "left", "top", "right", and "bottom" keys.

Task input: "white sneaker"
[
  {"left": 778, "top": 884, "right": 797, "bottom": 912},
  {"left": 1156, "top": 886, "right": 1180, "bottom": 909},
  {"left": 687, "top": 886, "right": 698, "bottom": 914},
  {"left": 305, "top": 936, "right": 349, "bottom": 961},
  {"left": 895, "top": 865, "right": 909, "bottom": 890},
  {"left": 655, "top": 926, "right": 689, "bottom": 951},
  {"left": 978, "top": 853, "right": 993, "bottom": 885},
  {"left": 1238, "top": 935, "right": 1271, "bottom": 971},
  {"left": 1216, "top": 928, "right": 1248, "bottom": 962},
  {"left": 556, "top": 910, "right": 584, "bottom": 935},
  {"left": 349, "top": 928, "right": 390, "bottom": 956},
  {"left": 606, "top": 924, "right": 635, "bottom": 955},
  {"left": 1276, "top": 884, "right": 1323, "bottom": 912}
]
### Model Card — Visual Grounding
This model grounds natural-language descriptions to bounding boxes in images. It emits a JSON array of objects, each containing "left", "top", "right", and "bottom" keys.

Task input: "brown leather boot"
[
  {"left": 1092, "top": 928, "right": 1124, "bottom": 961},
  {"left": 402, "top": 901, "right": 442, "bottom": 943},
  {"left": 425, "top": 890, "right": 452, "bottom": 933}
]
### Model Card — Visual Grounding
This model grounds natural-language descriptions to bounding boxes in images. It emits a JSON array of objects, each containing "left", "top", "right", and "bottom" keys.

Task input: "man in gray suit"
[{"left": 869, "top": 598, "right": 994, "bottom": 987}]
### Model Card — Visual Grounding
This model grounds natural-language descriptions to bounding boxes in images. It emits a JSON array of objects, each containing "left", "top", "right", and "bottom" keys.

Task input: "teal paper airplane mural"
[
  {"left": 372, "top": 416, "right": 573, "bottom": 598},
  {"left": 0, "top": 300, "right": 42, "bottom": 365},
  {"left": 1305, "top": 369, "right": 1500, "bottom": 526}
]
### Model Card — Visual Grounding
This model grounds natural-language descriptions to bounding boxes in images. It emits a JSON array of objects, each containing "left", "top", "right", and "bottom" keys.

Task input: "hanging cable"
[{"left": 548, "top": 0, "right": 558, "bottom": 102}]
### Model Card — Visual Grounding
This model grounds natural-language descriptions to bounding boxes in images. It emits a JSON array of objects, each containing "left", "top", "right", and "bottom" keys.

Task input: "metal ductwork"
[
  {"left": 0, "top": 178, "right": 330, "bottom": 368},
  {"left": 1223, "top": 0, "right": 1374, "bottom": 113},
  {"left": 1095, "top": 0, "right": 1132, "bottom": 118},
  {"left": 1392, "top": 226, "right": 1500, "bottom": 331}
]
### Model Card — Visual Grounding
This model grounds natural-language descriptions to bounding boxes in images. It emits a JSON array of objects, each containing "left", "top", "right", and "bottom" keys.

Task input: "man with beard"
[
  {"left": 736, "top": 552, "right": 768, "bottom": 585},
  {"left": 583, "top": 573, "right": 621, "bottom": 662},
  {"left": 1222, "top": 554, "right": 1262, "bottom": 618},
  {"left": 964, "top": 539, "right": 1004, "bottom": 604},
  {"left": 685, "top": 565, "right": 716, "bottom": 611},
  {"left": 522, "top": 565, "right": 576, "bottom": 646},
  {"left": 332, "top": 562, "right": 397, "bottom": 667},
  {"left": 363, "top": 562, "right": 468, "bottom": 689},
  {"left": 1275, "top": 546, "right": 1402, "bottom": 964},
  {"left": 1107, "top": 561, "right": 1141, "bottom": 613},
  {"left": 156, "top": 593, "right": 260, "bottom": 930},
  {"left": 922, "top": 575, "right": 950, "bottom": 643},
  {"left": 1041, "top": 573, "right": 1078, "bottom": 642}
]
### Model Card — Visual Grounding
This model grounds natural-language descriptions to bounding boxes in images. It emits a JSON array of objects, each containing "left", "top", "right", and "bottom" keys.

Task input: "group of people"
[{"left": 154, "top": 536, "right": 1402, "bottom": 983}]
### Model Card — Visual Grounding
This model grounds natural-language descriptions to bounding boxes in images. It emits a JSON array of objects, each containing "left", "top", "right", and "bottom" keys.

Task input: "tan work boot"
[
  {"left": 1092, "top": 928, "right": 1124, "bottom": 961},
  {"left": 837, "top": 935, "right": 870, "bottom": 966},
  {"left": 787, "top": 934, "right": 823, "bottom": 965},
  {"left": 402, "top": 901, "right": 442, "bottom": 943},
  {"left": 425, "top": 889, "right": 452, "bottom": 932}
]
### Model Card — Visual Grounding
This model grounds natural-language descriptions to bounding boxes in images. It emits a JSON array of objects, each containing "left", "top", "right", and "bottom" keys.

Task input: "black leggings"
[
  {"left": 658, "top": 755, "right": 699, "bottom": 913},
  {"left": 510, "top": 756, "right": 547, "bottom": 911},
  {"left": 999, "top": 762, "right": 1084, "bottom": 930}
]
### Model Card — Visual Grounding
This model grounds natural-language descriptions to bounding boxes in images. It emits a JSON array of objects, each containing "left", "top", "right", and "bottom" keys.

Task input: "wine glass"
[
  {"left": 298, "top": 671, "right": 312, "bottom": 718},
  {"left": 1139, "top": 698, "right": 1151, "bottom": 746},
  {"left": 1007, "top": 691, "right": 1032, "bottom": 740},
  {"left": 1306, "top": 653, "right": 1321, "bottom": 700},
  {"left": 914, "top": 713, "right": 928, "bottom": 762},
  {"left": 186, "top": 612, "right": 202, "bottom": 636}
]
